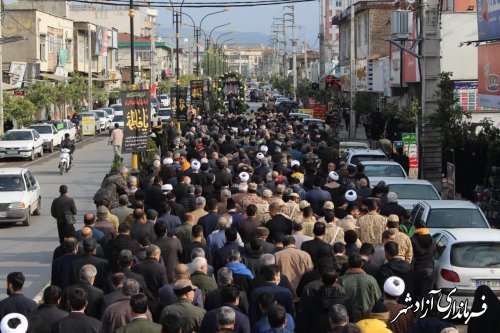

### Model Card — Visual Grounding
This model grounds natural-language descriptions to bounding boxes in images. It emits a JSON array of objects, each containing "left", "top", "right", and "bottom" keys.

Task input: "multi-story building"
[
  {"left": 118, "top": 33, "right": 172, "bottom": 84},
  {"left": 325, "top": 0, "right": 344, "bottom": 60},
  {"left": 225, "top": 46, "right": 264, "bottom": 78},
  {"left": 2, "top": 9, "right": 74, "bottom": 80}
]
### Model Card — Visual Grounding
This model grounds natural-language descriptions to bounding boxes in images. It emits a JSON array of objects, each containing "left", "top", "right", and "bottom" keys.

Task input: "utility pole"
[
  {"left": 349, "top": 0, "right": 356, "bottom": 138},
  {"left": 291, "top": 6, "right": 297, "bottom": 102},
  {"left": 195, "top": 27, "right": 200, "bottom": 76},
  {"left": 0, "top": 4, "right": 4, "bottom": 136},
  {"left": 149, "top": 10, "right": 157, "bottom": 89},
  {"left": 129, "top": 0, "right": 135, "bottom": 88},
  {"left": 282, "top": 14, "right": 287, "bottom": 77},
  {"left": 419, "top": 0, "right": 442, "bottom": 189},
  {"left": 87, "top": 23, "right": 93, "bottom": 112},
  {"left": 318, "top": 0, "right": 326, "bottom": 89},
  {"left": 303, "top": 41, "right": 309, "bottom": 80}
]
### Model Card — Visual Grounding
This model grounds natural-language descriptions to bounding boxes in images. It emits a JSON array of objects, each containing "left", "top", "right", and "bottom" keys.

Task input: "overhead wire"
[{"left": 69, "top": 0, "right": 317, "bottom": 8}]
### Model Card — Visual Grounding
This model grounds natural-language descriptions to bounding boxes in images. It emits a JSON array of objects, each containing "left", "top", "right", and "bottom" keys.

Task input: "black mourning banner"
[
  {"left": 170, "top": 86, "right": 188, "bottom": 121},
  {"left": 190, "top": 80, "right": 204, "bottom": 106},
  {"left": 121, "top": 90, "right": 151, "bottom": 153}
]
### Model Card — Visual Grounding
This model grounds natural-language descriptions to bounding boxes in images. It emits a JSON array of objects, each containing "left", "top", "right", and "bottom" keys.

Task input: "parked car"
[
  {"left": 341, "top": 148, "right": 389, "bottom": 165},
  {"left": 109, "top": 104, "right": 123, "bottom": 113},
  {"left": 94, "top": 110, "right": 110, "bottom": 130},
  {"left": 0, "top": 129, "right": 44, "bottom": 161},
  {"left": 48, "top": 120, "right": 78, "bottom": 142},
  {"left": 303, "top": 118, "right": 326, "bottom": 130},
  {"left": 0, "top": 168, "right": 41, "bottom": 226},
  {"left": 339, "top": 141, "right": 370, "bottom": 153},
  {"left": 410, "top": 200, "right": 490, "bottom": 235},
  {"left": 159, "top": 94, "right": 171, "bottom": 107},
  {"left": 158, "top": 108, "right": 172, "bottom": 124},
  {"left": 360, "top": 161, "right": 407, "bottom": 186},
  {"left": 383, "top": 179, "right": 441, "bottom": 211},
  {"left": 99, "top": 107, "right": 115, "bottom": 122},
  {"left": 79, "top": 112, "right": 102, "bottom": 134},
  {"left": 109, "top": 111, "right": 124, "bottom": 135},
  {"left": 288, "top": 113, "right": 312, "bottom": 121},
  {"left": 29, "top": 123, "right": 62, "bottom": 152},
  {"left": 433, "top": 228, "right": 500, "bottom": 309},
  {"left": 150, "top": 97, "right": 160, "bottom": 112}
]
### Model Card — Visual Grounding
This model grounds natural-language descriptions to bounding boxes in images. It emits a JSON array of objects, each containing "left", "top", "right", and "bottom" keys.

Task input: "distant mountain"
[{"left": 157, "top": 27, "right": 268, "bottom": 47}]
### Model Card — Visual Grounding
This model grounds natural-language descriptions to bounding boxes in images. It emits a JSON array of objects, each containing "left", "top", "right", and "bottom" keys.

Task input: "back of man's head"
[
  {"left": 282, "top": 235, "right": 295, "bottom": 247},
  {"left": 329, "top": 304, "right": 349, "bottom": 327},
  {"left": 69, "top": 287, "right": 87, "bottom": 311},
  {"left": 262, "top": 264, "right": 280, "bottom": 282},
  {"left": 122, "top": 278, "right": 140, "bottom": 296},
  {"left": 267, "top": 305, "right": 287, "bottom": 328},
  {"left": 220, "top": 284, "right": 240, "bottom": 304},
  {"left": 192, "top": 224, "right": 203, "bottom": 238},
  {"left": 320, "top": 268, "right": 338, "bottom": 286},
  {"left": 246, "top": 204, "right": 257, "bottom": 217},
  {"left": 43, "top": 285, "right": 62, "bottom": 305},
  {"left": 154, "top": 221, "right": 168, "bottom": 238},
  {"left": 64, "top": 237, "right": 78, "bottom": 253},
  {"left": 130, "top": 293, "right": 148, "bottom": 314},
  {"left": 80, "top": 264, "right": 97, "bottom": 282},
  {"left": 82, "top": 238, "right": 97, "bottom": 254},
  {"left": 348, "top": 254, "right": 363, "bottom": 269},
  {"left": 359, "top": 243, "right": 375, "bottom": 256},
  {"left": 384, "top": 241, "right": 399, "bottom": 258},
  {"left": 207, "top": 198, "right": 218, "bottom": 211},
  {"left": 225, "top": 227, "right": 238, "bottom": 242},
  {"left": 118, "top": 222, "right": 131, "bottom": 234},
  {"left": 258, "top": 292, "right": 277, "bottom": 312},
  {"left": 217, "top": 267, "right": 233, "bottom": 285},
  {"left": 83, "top": 213, "right": 95, "bottom": 226},
  {"left": 333, "top": 242, "right": 345, "bottom": 254},
  {"left": 313, "top": 222, "right": 326, "bottom": 236},
  {"left": 146, "top": 245, "right": 160, "bottom": 258}
]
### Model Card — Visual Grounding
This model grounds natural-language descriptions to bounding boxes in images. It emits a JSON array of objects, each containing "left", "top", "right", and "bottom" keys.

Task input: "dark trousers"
[
  {"left": 57, "top": 223, "right": 76, "bottom": 244},
  {"left": 413, "top": 267, "right": 434, "bottom": 299}
]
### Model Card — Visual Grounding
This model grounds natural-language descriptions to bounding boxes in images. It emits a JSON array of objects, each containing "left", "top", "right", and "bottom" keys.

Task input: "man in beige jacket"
[{"left": 109, "top": 123, "right": 124, "bottom": 155}]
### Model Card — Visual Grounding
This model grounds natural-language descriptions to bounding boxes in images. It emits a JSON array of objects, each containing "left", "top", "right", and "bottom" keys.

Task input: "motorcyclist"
[
  {"left": 60, "top": 133, "right": 75, "bottom": 166},
  {"left": 71, "top": 112, "right": 80, "bottom": 127}
]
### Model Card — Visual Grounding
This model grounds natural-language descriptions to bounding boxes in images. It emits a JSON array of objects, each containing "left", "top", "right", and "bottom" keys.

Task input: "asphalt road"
[{"left": 0, "top": 132, "right": 114, "bottom": 300}]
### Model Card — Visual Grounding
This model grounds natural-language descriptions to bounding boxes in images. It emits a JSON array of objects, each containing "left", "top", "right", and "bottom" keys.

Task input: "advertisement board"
[
  {"left": 390, "top": 45, "right": 401, "bottom": 86},
  {"left": 121, "top": 90, "right": 151, "bottom": 154},
  {"left": 402, "top": 133, "right": 418, "bottom": 179},
  {"left": 478, "top": 43, "right": 500, "bottom": 109},
  {"left": 477, "top": 0, "right": 500, "bottom": 41},
  {"left": 190, "top": 80, "right": 204, "bottom": 106},
  {"left": 170, "top": 87, "right": 188, "bottom": 121},
  {"left": 81, "top": 116, "right": 96, "bottom": 136},
  {"left": 454, "top": 81, "right": 493, "bottom": 111}
]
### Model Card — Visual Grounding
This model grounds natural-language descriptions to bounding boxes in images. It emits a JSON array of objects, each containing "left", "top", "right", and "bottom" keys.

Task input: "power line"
[{"left": 69, "top": 0, "right": 317, "bottom": 8}]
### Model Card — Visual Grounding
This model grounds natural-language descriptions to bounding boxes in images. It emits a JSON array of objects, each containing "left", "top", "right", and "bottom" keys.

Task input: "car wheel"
[
  {"left": 22, "top": 208, "right": 31, "bottom": 226},
  {"left": 30, "top": 149, "right": 35, "bottom": 161},
  {"left": 33, "top": 197, "right": 41, "bottom": 216},
  {"left": 49, "top": 141, "right": 54, "bottom": 153}
]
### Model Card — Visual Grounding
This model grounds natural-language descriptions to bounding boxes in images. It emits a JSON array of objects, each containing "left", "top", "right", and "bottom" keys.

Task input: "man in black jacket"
[
  {"left": 377, "top": 241, "right": 413, "bottom": 299},
  {"left": 131, "top": 245, "right": 168, "bottom": 300},
  {"left": 301, "top": 222, "right": 333, "bottom": 267},
  {"left": 144, "top": 176, "right": 165, "bottom": 212},
  {"left": 51, "top": 184, "right": 77, "bottom": 244},
  {"left": 0, "top": 272, "right": 37, "bottom": 319},
  {"left": 71, "top": 238, "right": 109, "bottom": 290},
  {"left": 62, "top": 264, "right": 104, "bottom": 320},
  {"left": 51, "top": 237, "right": 80, "bottom": 290},
  {"left": 53, "top": 287, "right": 101, "bottom": 333},
  {"left": 152, "top": 221, "right": 183, "bottom": 283},
  {"left": 27, "top": 286, "right": 68, "bottom": 333},
  {"left": 107, "top": 222, "right": 142, "bottom": 272}
]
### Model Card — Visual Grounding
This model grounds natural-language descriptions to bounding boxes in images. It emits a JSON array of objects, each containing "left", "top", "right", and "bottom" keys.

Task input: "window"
[
  {"left": 23, "top": 173, "right": 31, "bottom": 189},
  {"left": 66, "top": 39, "right": 72, "bottom": 62},
  {"left": 40, "top": 35, "right": 46, "bottom": 61},
  {"left": 336, "top": 0, "right": 342, "bottom": 7},
  {"left": 427, "top": 208, "right": 489, "bottom": 229},
  {"left": 452, "top": 242, "right": 500, "bottom": 268},
  {"left": 135, "top": 50, "right": 151, "bottom": 61},
  {"left": 78, "top": 40, "right": 84, "bottom": 62},
  {"left": 435, "top": 235, "right": 449, "bottom": 259},
  {"left": 48, "top": 34, "right": 54, "bottom": 53}
]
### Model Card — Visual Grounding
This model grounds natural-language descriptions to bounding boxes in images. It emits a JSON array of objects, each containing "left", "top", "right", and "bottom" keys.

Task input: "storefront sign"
[
  {"left": 190, "top": 80, "right": 204, "bottom": 106},
  {"left": 402, "top": 133, "right": 418, "bottom": 179},
  {"left": 81, "top": 116, "right": 95, "bottom": 136},
  {"left": 478, "top": 43, "right": 500, "bottom": 109}
]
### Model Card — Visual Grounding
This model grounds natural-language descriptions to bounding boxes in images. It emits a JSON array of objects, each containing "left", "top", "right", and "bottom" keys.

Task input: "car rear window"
[
  {"left": 451, "top": 242, "right": 500, "bottom": 268},
  {"left": 427, "top": 208, "right": 489, "bottom": 229},
  {"left": 30, "top": 126, "right": 52, "bottom": 134},
  {"left": 351, "top": 154, "right": 388, "bottom": 165},
  {"left": 364, "top": 165, "right": 405, "bottom": 177},
  {"left": 389, "top": 184, "right": 440, "bottom": 200}
]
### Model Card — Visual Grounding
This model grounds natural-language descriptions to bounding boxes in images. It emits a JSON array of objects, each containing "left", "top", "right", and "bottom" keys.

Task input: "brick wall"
[{"left": 369, "top": 8, "right": 392, "bottom": 57}]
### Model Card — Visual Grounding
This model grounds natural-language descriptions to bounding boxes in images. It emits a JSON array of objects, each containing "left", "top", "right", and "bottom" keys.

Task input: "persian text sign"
[
  {"left": 478, "top": 43, "right": 500, "bottom": 109},
  {"left": 402, "top": 133, "right": 418, "bottom": 179},
  {"left": 121, "top": 90, "right": 150, "bottom": 153},
  {"left": 170, "top": 87, "right": 188, "bottom": 121},
  {"left": 190, "top": 80, "right": 204, "bottom": 106}
]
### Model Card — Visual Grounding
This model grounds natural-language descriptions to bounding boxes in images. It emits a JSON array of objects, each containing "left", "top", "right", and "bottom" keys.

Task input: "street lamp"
[{"left": 206, "top": 22, "right": 231, "bottom": 76}]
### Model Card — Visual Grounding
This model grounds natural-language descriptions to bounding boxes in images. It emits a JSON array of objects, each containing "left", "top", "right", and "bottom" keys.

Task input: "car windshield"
[
  {"left": 351, "top": 155, "right": 388, "bottom": 165},
  {"left": 451, "top": 242, "right": 500, "bottom": 268},
  {"left": 104, "top": 109, "right": 113, "bottom": 116},
  {"left": 96, "top": 111, "right": 106, "bottom": 117},
  {"left": 158, "top": 109, "right": 171, "bottom": 116},
  {"left": 427, "top": 208, "right": 489, "bottom": 228},
  {"left": 30, "top": 126, "right": 52, "bottom": 134},
  {"left": 113, "top": 115, "right": 124, "bottom": 122},
  {"left": 363, "top": 165, "right": 405, "bottom": 177},
  {"left": 3, "top": 131, "right": 32, "bottom": 141},
  {"left": 0, "top": 175, "right": 25, "bottom": 191},
  {"left": 389, "top": 184, "right": 440, "bottom": 200}
]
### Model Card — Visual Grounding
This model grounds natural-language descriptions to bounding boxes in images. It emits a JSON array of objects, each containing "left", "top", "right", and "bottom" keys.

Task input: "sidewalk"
[{"left": 336, "top": 120, "right": 368, "bottom": 141}]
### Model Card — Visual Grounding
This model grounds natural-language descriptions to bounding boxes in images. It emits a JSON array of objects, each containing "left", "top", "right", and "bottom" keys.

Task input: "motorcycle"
[{"left": 59, "top": 148, "right": 71, "bottom": 175}]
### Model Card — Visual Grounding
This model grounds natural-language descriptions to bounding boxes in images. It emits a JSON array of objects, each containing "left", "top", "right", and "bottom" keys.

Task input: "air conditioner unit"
[{"left": 391, "top": 10, "right": 413, "bottom": 40}]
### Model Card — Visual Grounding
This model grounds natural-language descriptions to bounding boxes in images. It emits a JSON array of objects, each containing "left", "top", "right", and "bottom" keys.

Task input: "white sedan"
[
  {"left": 0, "top": 129, "right": 44, "bottom": 161},
  {"left": 360, "top": 161, "right": 407, "bottom": 186},
  {"left": 29, "top": 123, "right": 62, "bottom": 152},
  {"left": 0, "top": 168, "right": 41, "bottom": 226},
  {"left": 433, "top": 228, "right": 500, "bottom": 309}
]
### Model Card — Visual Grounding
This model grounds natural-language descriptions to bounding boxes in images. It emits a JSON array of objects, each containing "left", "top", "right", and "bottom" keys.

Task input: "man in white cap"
[
  {"left": 189, "top": 159, "right": 202, "bottom": 185},
  {"left": 383, "top": 276, "right": 414, "bottom": 333},
  {"left": 322, "top": 171, "right": 343, "bottom": 200}
]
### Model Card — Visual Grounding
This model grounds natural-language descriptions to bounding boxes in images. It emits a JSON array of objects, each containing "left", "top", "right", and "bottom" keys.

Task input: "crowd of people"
[{"left": 0, "top": 109, "right": 498, "bottom": 333}]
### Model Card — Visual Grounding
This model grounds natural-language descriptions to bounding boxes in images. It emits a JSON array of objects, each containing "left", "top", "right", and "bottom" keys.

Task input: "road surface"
[{"left": 0, "top": 133, "right": 114, "bottom": 300}]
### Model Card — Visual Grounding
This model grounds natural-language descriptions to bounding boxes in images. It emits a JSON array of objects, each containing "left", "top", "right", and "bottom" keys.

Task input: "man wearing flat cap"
[{"left": 159, "top": 279, "right": 206, "bottom": 333}]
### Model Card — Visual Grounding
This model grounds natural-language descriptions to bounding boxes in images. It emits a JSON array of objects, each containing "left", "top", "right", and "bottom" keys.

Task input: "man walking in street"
[
  {"left": 51, "top": 184, "right": 78, "bottom": 244},
  {"left": 109, "top": 123, "right": 124, "bottom": 156}
]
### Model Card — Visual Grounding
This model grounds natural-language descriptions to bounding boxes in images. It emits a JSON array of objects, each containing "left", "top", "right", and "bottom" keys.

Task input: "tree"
[
  {"left": 67, "top": 74, "right": 89, "bottom": 112},
  {"left": 3, "top": 93, "right": 37, "bottom": 127},
  {"left": 429, "top": 72, "right": 471, "bottom": 146},
  {"left": 24, "top": 80, "right": 55, "bottom": 116}
]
